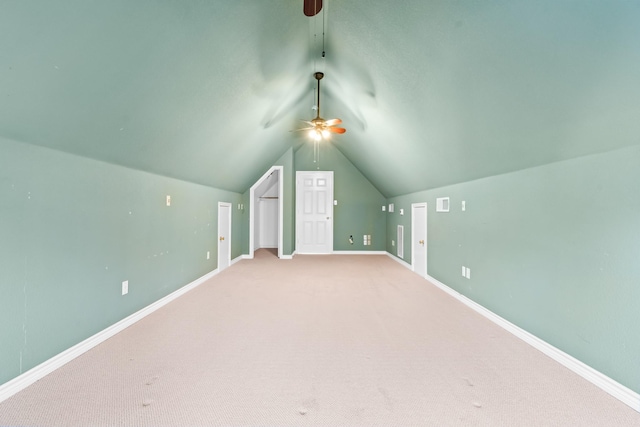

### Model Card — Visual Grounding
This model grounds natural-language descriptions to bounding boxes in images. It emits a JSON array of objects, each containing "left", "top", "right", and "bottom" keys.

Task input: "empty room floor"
[{"left": 1, "top": 249, "right": 638, "bottom": 426}]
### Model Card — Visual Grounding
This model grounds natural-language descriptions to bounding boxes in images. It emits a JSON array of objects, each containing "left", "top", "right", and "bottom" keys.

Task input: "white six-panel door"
[
  {"left": 217, "top": 202, "right": 232, "bottom": 271},
  {"left": 296, "top": 171, "right": 334, "bottom": 254},
  {"left": 411, "top": 203, "right": 428, "bottom": 277}
]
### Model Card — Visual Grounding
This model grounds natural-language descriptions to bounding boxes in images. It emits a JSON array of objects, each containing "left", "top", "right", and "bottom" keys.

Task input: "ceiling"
[{"left": 2, "top": 0, "right": 640, "bottom": 197}]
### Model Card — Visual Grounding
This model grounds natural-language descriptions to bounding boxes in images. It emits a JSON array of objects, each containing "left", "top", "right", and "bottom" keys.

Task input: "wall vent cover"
[{"left": 436, "top": 197, "right": 450, "bottom": 212}]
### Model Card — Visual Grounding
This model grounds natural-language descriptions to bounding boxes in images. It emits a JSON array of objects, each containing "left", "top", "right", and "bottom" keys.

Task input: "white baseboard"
[
  {"left": 386, "top": 252, "right": 412, "bottom": 270},
  {"left": 231, "top": 254, "right": 250, "bottom": 266},
  {"left": 0, "top": 268, "right": 219, "bottom": 404},
  {"left": 424, "top": 274, "right": 640, "bottom": 412},
  {"left": 5, "top": 256, "right": 638, "bottom": 413},
  {"left": 385, "top": 251, "right": 639, "bottom": 412},
  {"left": 333, "top": 250, "right": 387, "bottom": 255}
]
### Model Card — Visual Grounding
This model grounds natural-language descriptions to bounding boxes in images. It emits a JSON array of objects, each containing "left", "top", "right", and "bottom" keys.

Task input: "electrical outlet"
[
  {"left": 392, "top": 240, "right": 395, "bottom": 246},
  {"left": 207, "top": 251, "right": 210, "bottom": 260},
  {"left": 122, "top": 280, "right": 129, "bottom": 295},
  {"left": 462, "top": 201, "right": 466, "bottom": 211},
  {"left": 462, "top": 266, "right": 466, "bottom": 277},
  {"left": 166, "top": 195, "right": 171, "bottom": 206},
  {"left": 466, "top": 268, "right": 471, "bottom": 279},
  {"left": 382, "top": 205, "right": 386, "bottom": 212}
]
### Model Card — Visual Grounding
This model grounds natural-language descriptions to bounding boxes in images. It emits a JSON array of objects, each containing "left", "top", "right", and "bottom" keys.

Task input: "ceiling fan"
[{"left": 297, "top": 72, "right": 346, "bottom": 140}]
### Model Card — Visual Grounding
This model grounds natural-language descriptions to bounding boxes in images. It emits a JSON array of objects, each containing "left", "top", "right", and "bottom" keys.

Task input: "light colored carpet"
[{"left": 1, "top": 249, "right": 638, "bottom": 426}]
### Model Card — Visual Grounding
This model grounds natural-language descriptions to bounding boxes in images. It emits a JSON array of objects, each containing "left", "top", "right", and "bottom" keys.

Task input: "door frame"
[
  {"left": 249, "top": 166, "right": 284, "bottom": 259},
  {"left": 295, "top": 170, "right": 334, "bottom": 254},
  {"left": 411, "top": 202, "right": 428, "bottom": 277},
  {"left": 217, "top": 202, "right": 232, "bottom": 271}
]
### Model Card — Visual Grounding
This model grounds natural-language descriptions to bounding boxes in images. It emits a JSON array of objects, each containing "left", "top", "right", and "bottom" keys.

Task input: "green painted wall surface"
[
  {"left": 295, "top": 142, "right": 386, "bottom": 251},
  {"left": 0, "top": 137, "right": 242, "bottom": 386},
  {"left": 386, "top": 145, "right": 640, "bottom": 394},
  {"left": 273, "top": 148, "right": 295, "bottom": 256}
]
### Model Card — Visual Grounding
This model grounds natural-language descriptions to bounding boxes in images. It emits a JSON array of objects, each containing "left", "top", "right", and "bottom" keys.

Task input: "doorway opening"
[
  {"left": 249, "top": 166, "right": 283, "bottom": 259},
  {"left": 411, "top": 203, "right": 428, "bottom": 278},
  {"left": 217, "top": 202, "right": 232, "bottom": 272},
  {"left": 397, "top": 225, "right": 404, "bottom": 259}
]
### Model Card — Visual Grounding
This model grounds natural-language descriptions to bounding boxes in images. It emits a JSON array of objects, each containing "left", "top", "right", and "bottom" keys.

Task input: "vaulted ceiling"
[{"left": 2, "top": 1, "right": 640, "bottom": 197}]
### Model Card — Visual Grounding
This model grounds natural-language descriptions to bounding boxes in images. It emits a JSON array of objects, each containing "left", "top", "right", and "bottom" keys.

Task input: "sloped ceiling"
[{"left": 2, "top": 1, "right": 640, "bottom": 197}]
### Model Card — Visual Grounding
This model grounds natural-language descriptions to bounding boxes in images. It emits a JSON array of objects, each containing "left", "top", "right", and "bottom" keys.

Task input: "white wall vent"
[
  {"left": 397, "top": 225, "right": 404, "bottom": 259},
  {"left": 436, "top": 197, "right": 450, "bottom": 212}
]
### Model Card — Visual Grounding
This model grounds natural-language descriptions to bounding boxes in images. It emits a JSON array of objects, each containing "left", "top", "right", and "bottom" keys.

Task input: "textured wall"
[
  {"left": 273, "top": 148, "right": 295, "bottom": 256},
  {"left": 386, "top": 145, "right": 640, "bottom": 393},
  {"left": 0, "top": 137, "right": 242, "bottom": 386}
]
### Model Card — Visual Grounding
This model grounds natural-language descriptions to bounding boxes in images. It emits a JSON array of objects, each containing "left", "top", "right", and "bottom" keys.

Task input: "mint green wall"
[
  {"left": 386, "top": 145, "right": 640, "bottom": 394},
  {"left": 295, "top": 142, "right": 386, "bottom": 251},
  {"left": 0, "top": 137, "right": 242, "bottom": 386},
  {"left": 273, "top": 148, "right": 295, "bottom": 256}
]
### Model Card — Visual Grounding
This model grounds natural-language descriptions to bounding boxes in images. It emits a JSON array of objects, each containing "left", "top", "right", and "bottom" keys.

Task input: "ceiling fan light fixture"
[{"left": 310, "top": 129, "right": 322, "bottom": 141}]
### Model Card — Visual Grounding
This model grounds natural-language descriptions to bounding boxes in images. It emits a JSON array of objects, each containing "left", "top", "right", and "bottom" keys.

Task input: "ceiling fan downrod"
[{"left": 314, "top": 71, "right": 324, "bottom": 120}]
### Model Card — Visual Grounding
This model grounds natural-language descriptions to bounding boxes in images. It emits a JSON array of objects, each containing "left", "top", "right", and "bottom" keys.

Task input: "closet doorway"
[{"left": 249, "top": 166, "right": 283, "bottom": 258}]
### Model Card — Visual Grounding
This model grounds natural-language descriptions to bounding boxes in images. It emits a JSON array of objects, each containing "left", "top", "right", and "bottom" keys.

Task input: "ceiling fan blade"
[
  {"left": 324, "top": 118, "right": 342, "bottom": 126},
  {"left": 303, "top": 0, "right": 322, "bottom": 17},
  {"left": 328, "top": 127, "right": 346, "bottom": 134}
]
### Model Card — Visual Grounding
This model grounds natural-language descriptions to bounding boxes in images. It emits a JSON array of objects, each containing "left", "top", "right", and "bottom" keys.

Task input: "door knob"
[
  {"left": 419, "top": 240, "right": 424, "bottom": 245},
  {"left": 219, "top": 236, "right": 225, "bottom": 241}
]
